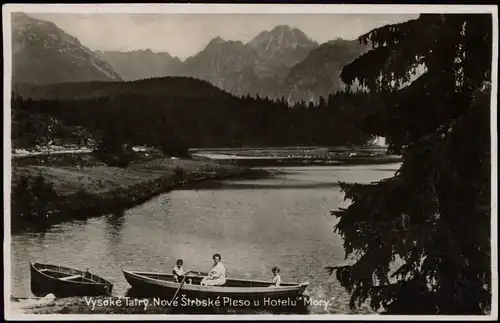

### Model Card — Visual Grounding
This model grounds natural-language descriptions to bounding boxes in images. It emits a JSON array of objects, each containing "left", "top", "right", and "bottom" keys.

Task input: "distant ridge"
[
  {"left": 95, "top": 49, "right": 184, "bottom": 81},
  {"left": 11, "top": 12, "right": 122, "bottom": 84}
]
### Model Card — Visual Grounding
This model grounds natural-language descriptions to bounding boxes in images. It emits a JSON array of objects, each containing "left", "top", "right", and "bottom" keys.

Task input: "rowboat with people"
[
  {"left": 30, "top": 262, "right": 113, "bottom": 297},
  {"left": 122, "top": 269, "right": 310, "bottom": 302}
]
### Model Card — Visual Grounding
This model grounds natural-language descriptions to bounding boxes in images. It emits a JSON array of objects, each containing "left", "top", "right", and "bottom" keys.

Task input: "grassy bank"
[
  {"left": 10, "top": 296, "right": 264, "bottom": 314},
  {"left": 11, "top": 295, "right": 374, "bottom": 315},
  {"left": 11, "top": 154, "right": 267, "bottom": 232},
  {"left": 191, "top": 146, "right": 389, "bottom": 157},
  {"left": 223, "top": 155, "right": 402, "bottom": 167},
  {"left": 11, "top": 296, "right": 179, "bottom": 315},
  {"left": 191, "top": 147, "right": 401, "bottom": 167}
]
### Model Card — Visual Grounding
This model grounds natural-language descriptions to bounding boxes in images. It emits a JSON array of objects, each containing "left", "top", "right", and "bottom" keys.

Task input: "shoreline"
[
  {"left": 10, "top": 148, "right": 399, "bottom": 233},
  {"left": 10, "top": 296, "right": 300, "bottom": 315},
  {"left": 8, "top": 150, "right": 383, "bottom": 316},
  {"left": 9, "top": 294, "right": 372, "bottom": 315},
  {"left": 11, "top": 155, "right": 269, "bottom": 233}
]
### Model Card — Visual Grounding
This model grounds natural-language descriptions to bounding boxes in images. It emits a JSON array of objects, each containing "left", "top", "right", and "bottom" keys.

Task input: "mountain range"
[
  {"left": 11, "top": 12, "right": 370, "bottom": 103},
  {"left": 11, "top": 12, "right": 122, "bottom": 84}
]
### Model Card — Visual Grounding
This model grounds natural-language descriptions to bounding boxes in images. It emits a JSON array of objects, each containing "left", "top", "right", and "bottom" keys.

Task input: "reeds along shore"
[{"left": 10, "top": 153, "right": 264, "bottom": 232}]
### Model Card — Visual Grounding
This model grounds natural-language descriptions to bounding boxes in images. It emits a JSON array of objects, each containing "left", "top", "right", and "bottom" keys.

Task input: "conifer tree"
[{"left": 329, "top": 14, "right": 493, "bottom": 314}]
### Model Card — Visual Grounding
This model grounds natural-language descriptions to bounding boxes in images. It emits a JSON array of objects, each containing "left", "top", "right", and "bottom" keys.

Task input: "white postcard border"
[{"left": 3, "top": 3, "right": 498, "bottom": 321}]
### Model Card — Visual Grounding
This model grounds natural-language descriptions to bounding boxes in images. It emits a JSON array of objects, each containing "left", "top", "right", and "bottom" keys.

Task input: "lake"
[{"left": 10, "top": 163, "right": 399, "bottom": 314}]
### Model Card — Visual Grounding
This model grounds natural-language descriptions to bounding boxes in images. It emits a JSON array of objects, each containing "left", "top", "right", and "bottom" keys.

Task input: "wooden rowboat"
[
  {"left": 30, "top": 262, "right": 113, "bottom": 297},
  {"left": 123, "top": 269, "right": 309, "bottom": 307}
]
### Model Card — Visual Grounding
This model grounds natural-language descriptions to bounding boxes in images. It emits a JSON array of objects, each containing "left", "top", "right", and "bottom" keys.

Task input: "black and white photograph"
[{"left": 3, "top": 3, "right": 498, "bottom": 320}]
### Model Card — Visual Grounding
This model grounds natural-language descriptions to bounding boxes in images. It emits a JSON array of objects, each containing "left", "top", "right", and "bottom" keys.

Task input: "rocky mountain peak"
[
  {"left": 208, "top": 36, "right": 225, "bottom": 45},
  {"left": 11, "top": 12, "right": 122, "bottom": 84},
  {"left": 272, "top": 25, "right": 293, "bottom": 33},
  {"left": 249, "top": 25, "right": 317, "bottom": 51},
  {"left": 283, "top": 38, "right": 371, "bottom": 104}
]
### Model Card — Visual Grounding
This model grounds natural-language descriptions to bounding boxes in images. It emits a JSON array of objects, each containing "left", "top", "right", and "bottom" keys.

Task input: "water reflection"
[
  {"left": 11, "top": 165, "right": 397, "bottom": 314},
  {"left": 105, "top": 210, "right": 126, "bottom": 247},
  {"left": 33, "top": 230, "right": 47, "bottom": 245},
  {"left": 186, "top": 180, "right": 342, "bottom": 190}
]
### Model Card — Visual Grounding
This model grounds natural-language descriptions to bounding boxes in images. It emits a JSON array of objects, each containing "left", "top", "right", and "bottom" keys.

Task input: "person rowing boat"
[
  {"left": 172, "top": 259, "right": 192, "bottom": 284},
  {"left": 172, "top": 259, "right": 186, "bottom": 283}
]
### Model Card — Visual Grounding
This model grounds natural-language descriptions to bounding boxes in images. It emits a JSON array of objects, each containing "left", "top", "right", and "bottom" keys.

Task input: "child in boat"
[
  {"left": 269, "top": 266, "right": 281, "bottom": 287},
  {"left": 172, "top": 259, "right": 186, "bottom": 283}
]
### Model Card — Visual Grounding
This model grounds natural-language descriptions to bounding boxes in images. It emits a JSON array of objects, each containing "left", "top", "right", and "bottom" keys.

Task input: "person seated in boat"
[
  {"left": 200, "top": 253, "right": 226, "bottom": 286},
  {"left": 269, "top": 266, "right": 281, "bottom": 287},
  {"left": 172, "top": 259, "right": 187, "bottom": 283}
]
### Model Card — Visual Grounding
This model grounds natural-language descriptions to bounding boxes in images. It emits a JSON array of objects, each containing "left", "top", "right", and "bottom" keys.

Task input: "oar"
[
  {"left": 166, "top": 270, "right": 191, "bottom": 313},
  {"left": 11, "top": 296, "right": 43, "bottom": 301}
]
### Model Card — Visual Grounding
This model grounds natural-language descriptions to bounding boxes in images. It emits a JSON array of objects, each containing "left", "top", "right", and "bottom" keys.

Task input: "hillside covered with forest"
[{"left": 12, "top": 76, "right": 382, "bottom": 154}]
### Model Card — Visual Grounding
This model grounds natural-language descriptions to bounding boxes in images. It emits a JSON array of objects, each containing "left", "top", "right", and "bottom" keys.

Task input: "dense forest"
[{"left": 12, "top": 76, "right": 383, "bottom": 154}]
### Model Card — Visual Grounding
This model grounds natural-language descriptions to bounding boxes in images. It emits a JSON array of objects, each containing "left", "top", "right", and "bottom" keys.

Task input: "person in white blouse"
[
  {"left": 269, "top": 266, "right": 282, "bottom": 287},
  {"left": 200, "top": 253, "right": 226, "bottom": 286}
]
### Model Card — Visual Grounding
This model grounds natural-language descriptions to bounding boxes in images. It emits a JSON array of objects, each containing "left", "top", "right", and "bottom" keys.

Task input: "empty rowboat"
[
  {"left": 30, "top": 262, "right": 113, "bottom": 297},
  {"left": 123, "top": 269, "right": 309, "bottom": 307}
]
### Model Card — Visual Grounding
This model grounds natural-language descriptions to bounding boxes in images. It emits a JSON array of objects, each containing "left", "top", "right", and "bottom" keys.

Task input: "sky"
[{"left": 29, "top": 13, "right": 418, "bottom": 60}]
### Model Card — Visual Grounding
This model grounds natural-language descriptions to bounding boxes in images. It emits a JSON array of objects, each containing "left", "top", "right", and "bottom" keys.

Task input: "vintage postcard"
[{"left": 3, "top": 3, "right": 498, "bottom": 321}]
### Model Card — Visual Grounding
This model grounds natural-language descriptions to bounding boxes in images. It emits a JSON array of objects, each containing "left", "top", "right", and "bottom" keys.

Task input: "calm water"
[{"left": 10, "top": 164, "right": 399, "bottom": 314}]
